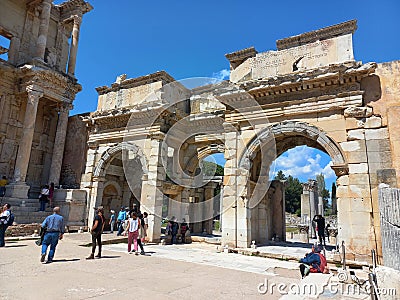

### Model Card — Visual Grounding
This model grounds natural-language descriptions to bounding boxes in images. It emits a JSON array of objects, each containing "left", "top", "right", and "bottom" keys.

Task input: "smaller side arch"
[
  {"left": 185, "top": 144, "right": 225, "bottom": 175},
  {"left": 93, "top": 142, "right": 148, "bottom": 178}
]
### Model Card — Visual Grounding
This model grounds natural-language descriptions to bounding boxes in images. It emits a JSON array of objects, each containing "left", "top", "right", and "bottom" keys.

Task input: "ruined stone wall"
[
  {"left": 378, "top": 185, "right": 400, "bottom": 271},
  {"left": 61, "top": 115, "right": 88, "bottom": 188}
]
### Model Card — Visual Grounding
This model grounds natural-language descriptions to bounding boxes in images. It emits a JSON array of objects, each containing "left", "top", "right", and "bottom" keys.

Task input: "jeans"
[
  {"left": 127, "top": 231, "right": 138, "bottom": 252},
  {"left": 39, "top": 200, "right": 47, "bottom": 211},
  {"left": 41, "top": 232, "right": 60, "bottom": 261},
  {"left": 91, "top": 231, "right": 102, "bottom": 255},
  {"left": 0, "top": 224, "right": 8, "bottom": 247},
  {"left": 110, "top": 221, "right": 115, "bottom": 233},
  {"left": 0, "top": 186, "right": 5, "bottom": 197},
  {"left": 117, "top": 220, "right": 124, "bottom": 236}
]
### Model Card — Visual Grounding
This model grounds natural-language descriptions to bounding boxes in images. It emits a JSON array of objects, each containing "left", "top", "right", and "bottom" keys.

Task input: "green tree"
[
  {"left": 274, "top": 171, "right": 303, "bottom": 215},
  {"left": 285, "top": 175, "right": 303, "bottom": 215},
  {"left": 274, "top": 170, "right": 287, "bottom": 181},
  {"left": 202, "top": 161, "right": 224, "bottom": 176}
]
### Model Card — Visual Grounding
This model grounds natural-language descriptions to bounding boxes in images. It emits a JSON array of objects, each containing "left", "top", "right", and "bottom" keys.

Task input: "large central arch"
[{"left": 222, "top": 120, "right": 349, "bottom": 248}]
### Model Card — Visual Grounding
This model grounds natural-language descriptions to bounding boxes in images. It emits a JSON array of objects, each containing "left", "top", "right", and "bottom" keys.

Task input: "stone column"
[
  {"left": 35, "top": 0, "right": 52, "bottom": 60},
  {"left": 203, "top": 182, "right": 217, "bottom": 234},
  {"left": 140, "top": 133, "right": 166, "bottom": 243},
  {"left": 87, "top": 177, "right": 105, "bottom": 229},
  {"left": 8, "top": 36, "right": 20, "bottom": 64},
  {"left": 7, "top": 87, "right": 42, "bottom": 198},
  {"left": 48, "top": 103, "right": 71, "bottom": 186},
  {"left": 67, "top": 15, "right": 82, "bottom": 76}
]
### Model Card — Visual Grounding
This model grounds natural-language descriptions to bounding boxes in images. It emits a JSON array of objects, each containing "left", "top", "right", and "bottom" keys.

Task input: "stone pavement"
[{"left": 0, "top": 233, "right": 372, "bottom": 300}]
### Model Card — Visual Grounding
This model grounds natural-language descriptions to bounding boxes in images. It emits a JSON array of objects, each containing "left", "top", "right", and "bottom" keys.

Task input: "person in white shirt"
[
  {"left": 39, "top": 185, "right": 50, "bottom": 212},
  {"left": 0, "top": 203, "right": 11, "bottom": 247},
  {"left": 125, "top": 212, "right": 140, "bottom": 255}
]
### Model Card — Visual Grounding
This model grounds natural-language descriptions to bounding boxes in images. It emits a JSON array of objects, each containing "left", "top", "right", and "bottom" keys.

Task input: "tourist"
[
  {"left": 169, "top": 216, "right": 179, "bottom": 244},
  {"left": 116, "top": 206, "right": 126, "bottom": 236},
  {"left": 0, "top": 176, "right": 8, "bottom": 197},
  {"left": 125, "top": 211, "right": 140, "bottom": 255},
  {"left": 313, "top": 215, "right": 326, "bottom": 246},
  {"left": 137, "top": 212, "right": 147, "bottom": 254},
  {"left": 109, "top": 210, "right": 115, "bottom": 233},
  {"left": 87, "top": 206, "right": 105, "bottom": 259},
  {"left": 48, "top": 182, "right": 55, "bottom": 208},
  {"left": 180, "top": 218, "right": 189, "bottom": 244},
  {"left": 299, "top": 244, "right": 328, "bottom": 278},
  {"left": 325, "top": 223, "right": 331, "bottom": 243},
  {"left": 0, "top": 203, "right": 12, "bottom": 247},
  {"left": 141, "top": 212, "right": 148, "bottom": 244},
  {"left": 39, "top": 185, "right": 50, "bottom": 212},
  {"left": 40, "top": 207, "right": 64, "bottom": 263}
]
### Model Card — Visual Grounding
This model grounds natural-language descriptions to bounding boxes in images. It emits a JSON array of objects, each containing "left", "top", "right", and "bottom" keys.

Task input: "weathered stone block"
[
  {"left": 337, "top": 175, "right": 349, "bottom": 186},
  {"left": 347, "top": 129, "right": 365, "bottom": 140},
  {"left": 365, "top": 128, "right": 389, "bottom": 140},
  {"left": 365, "top": 139, "right": 391, "bottom": 152},
  {"left": 349, "top": 174, "right": 370, "bottom": 185},
  {"left": 367, "top": 151, "right": 392, "bottom": 166},
  {"left": 340, "top": 140, "right": 364, "bottom": 152},
  {"left": 348, "top": 163, "right": 368, "bottom": 174},
  {"left": 364, "top": 116, "right": 382, "bottom": 129}
]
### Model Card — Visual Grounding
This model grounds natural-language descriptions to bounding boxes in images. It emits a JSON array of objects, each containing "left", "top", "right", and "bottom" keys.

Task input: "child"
[{"left": 125, "top": 212, "right": 140, "bottom": 255}]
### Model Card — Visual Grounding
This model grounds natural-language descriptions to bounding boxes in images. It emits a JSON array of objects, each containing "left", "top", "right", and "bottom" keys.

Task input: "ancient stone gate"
[{"left": 60, "top": 20, "right": 400, "bottom": 262}]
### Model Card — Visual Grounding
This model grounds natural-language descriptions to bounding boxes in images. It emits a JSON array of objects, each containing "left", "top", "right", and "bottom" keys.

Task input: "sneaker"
[
  {"left": 86, "top": 254, "right": 94, "bottom": 260},
  {"left": 140, "top": 251, "right": 145, "bottom": 255},
  {"left": 135, "top": 251, "right": 139, "bottom": 256},
  {"left": 95, "top": 254, "right": 101, "bottom": 258},
  {"left": 46, "top": 260, "right": 53, "bottom": 264},
  {"left": 40, "top": 254, "right": 46, "bottom": 263}
]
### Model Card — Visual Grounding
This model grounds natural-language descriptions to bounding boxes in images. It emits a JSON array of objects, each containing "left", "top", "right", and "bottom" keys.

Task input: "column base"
[{"left": 5, "top": 183, "right": 30, "bottom": 199}]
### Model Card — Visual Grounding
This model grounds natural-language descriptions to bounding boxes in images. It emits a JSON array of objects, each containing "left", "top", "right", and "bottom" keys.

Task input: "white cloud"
[
  {"left": 207, "top": 69, "right": 230, "bottom": 84},
  {"left": 271, "top": 145, "right": 336, "bottom": 181}
]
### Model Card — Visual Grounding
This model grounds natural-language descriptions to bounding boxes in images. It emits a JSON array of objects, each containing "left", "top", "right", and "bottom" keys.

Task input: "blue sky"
[{"left": 69, "top": 0, "right": 399, "bottom": 190}]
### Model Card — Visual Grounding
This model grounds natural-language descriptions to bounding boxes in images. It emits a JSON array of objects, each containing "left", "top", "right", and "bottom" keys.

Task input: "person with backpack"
[
  {"left": 299, "top": 244, "right": 328, "bottom": 278},
  {"left": 0, "top": 203, "right": 13, "bottom": 247}
]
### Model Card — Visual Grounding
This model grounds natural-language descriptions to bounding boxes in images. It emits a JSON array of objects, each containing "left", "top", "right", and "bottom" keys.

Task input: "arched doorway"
[
  {"left": 222, "top": 121, "right": 348, "bottom": 248},
  {"left": 88, "top": 142, "right": 147, "bottom": 230}
]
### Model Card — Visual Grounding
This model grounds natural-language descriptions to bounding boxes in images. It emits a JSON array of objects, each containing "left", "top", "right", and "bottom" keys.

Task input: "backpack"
[
  {"left": 310, "top": 253, "right": 327, "bottom": 273},
  {"left": 6, "top": 212, "right": 14, "bottom": 226}
]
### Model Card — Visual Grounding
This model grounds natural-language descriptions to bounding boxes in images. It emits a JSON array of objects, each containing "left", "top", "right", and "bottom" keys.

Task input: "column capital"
[
  {"left": 57, "top": 102, "right": 73, "bottom": 113},
  {"left": 26, "top": 86, "right": 43, "bottom": 103},
  {"left": 72, "top": 14, "right": 82, "bottom": 25}
]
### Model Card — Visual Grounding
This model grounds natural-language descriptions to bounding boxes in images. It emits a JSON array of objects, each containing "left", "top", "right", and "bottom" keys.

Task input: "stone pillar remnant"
[
  {"left": 35, "top": 0, "right": 52, "bottom": 60},
  {"left": 48, "top": 103, "right": 71, "bottom": 186},
  {"left": 14, "top": 87, "right": 42, "bottom": 183},
  {"left": 67, "top": 15, "right": 82, "bottom": 76}
]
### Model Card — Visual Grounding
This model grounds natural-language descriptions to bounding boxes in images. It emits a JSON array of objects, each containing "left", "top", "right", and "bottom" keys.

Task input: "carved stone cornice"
[
  {"left": 331, "top": 164, "right": 349, "bottom": 176},
  {"left": 220, "top": 62, "right": 376, "bottom": 106},
  {"left": 225, "top": 47, "right": 257, "bottom": 64},
  {"left": 95, "top": 71, "right": 176, "bottom": 95},
  {"left": 276, "top": 20, "right": 357, "bottom": 50},
  {"left": 18, "top": 65, "right": 81, "bottom": 101}
]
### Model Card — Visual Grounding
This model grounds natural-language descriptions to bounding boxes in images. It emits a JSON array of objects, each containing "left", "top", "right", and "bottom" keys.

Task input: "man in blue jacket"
[{"left": 116, "top": 206, "right": 127, "bottom": 236}]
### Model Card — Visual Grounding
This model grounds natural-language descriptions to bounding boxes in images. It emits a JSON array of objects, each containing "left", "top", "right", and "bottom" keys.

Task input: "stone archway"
[
  {"left": 88, "top": 142, "right": 147, "bottom": 229},
  {"left": 222, "top": 121, "right": 348, "bottom": 248}
]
